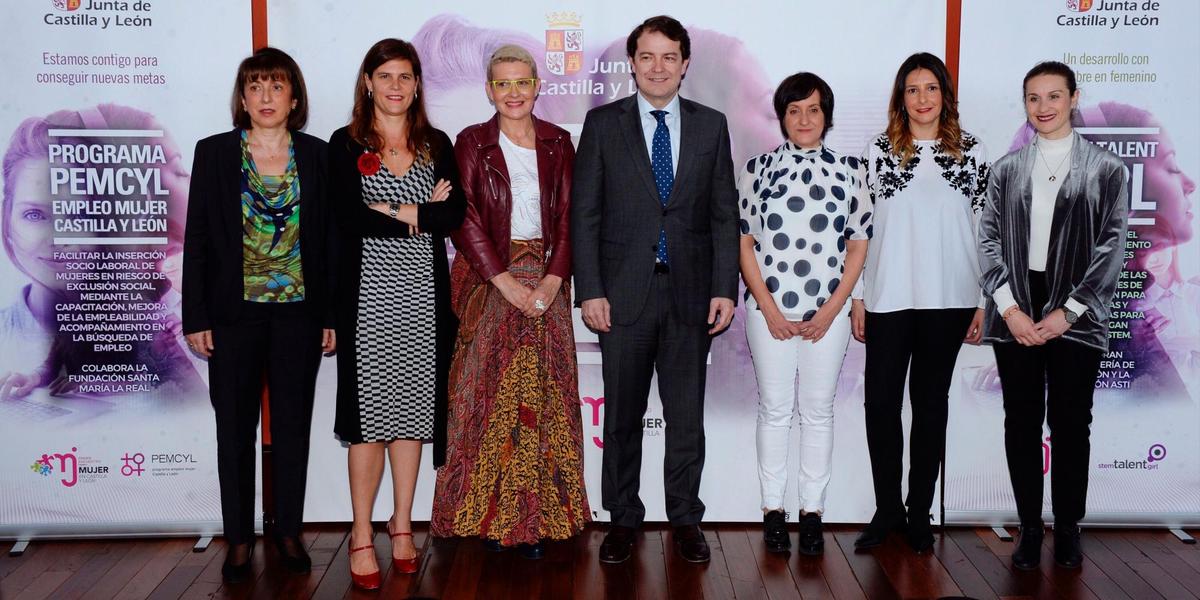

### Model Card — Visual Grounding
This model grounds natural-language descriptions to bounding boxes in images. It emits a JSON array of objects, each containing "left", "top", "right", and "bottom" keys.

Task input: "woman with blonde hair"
[{"left": 431, "top": 44, "right": 589, "bottom": 560}]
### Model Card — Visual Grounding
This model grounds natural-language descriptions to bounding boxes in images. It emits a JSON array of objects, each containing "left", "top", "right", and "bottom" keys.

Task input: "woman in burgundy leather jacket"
[{"left": 430, "top": 44, "right": 589, "bottom": 559}]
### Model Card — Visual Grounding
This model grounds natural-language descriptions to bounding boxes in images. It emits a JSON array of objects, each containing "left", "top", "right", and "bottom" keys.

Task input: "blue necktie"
[{"left": 651, "top": 109, "right": 673, "bottom": 265}]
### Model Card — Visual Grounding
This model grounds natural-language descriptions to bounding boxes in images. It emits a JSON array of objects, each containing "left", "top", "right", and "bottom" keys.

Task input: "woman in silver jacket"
[{"left": 978, "top": 61, "right": 1128, "bottom": 572}]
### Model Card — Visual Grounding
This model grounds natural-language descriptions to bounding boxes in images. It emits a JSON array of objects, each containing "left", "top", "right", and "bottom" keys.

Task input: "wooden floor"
[{"left": 2, "top": 524, "right": 1199, "bottom": 599}]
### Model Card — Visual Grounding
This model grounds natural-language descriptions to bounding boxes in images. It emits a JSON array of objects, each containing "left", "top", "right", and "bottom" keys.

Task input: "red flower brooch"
[{"left": 357, "top": 151, "right": 381, "bottom": 176}]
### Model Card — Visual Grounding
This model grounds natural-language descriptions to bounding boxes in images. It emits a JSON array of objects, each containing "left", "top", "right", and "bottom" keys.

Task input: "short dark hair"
[
  {"left": 625, "top": 15, "right": 690, "bottom": 61},
  {"left": 773, "top": 72, "right": 834, "bottom": 140},
  {"left": 1023, "top": 60, "right": 1078, "bottom": 96},
  {"left": 231, "top": 47, "right": 309, "bottom": 131}
]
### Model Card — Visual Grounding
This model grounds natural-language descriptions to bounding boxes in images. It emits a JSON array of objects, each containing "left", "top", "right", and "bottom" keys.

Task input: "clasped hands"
[
  {"left": 494, "top": 272, "right": 562, "bottom": 318},
  {"left": 763, "top": 300, "right": 842, "bottom": 343},
  {"left": 1005, "top": 308, "right": 1072, "bottom": 346}
]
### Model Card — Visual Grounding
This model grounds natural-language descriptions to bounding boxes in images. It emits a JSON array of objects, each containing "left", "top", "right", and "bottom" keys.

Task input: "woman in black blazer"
[{"left": 182, "top": 47, "right": 336, "bottom": 582}]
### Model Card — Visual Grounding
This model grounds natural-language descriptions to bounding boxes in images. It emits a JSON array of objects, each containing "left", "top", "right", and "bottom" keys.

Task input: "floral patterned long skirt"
[{"left": 431, "top": 239, "right": 590, "bottom": 544}]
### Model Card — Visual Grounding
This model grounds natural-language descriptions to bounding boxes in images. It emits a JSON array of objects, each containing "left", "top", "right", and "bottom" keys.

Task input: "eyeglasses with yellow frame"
[{"left": 488, "top": 78, "right": 538, "bottom": 93}]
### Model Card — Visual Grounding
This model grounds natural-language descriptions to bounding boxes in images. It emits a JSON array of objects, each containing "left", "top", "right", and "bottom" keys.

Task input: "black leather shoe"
[
  {"left": 1012, "top": 524, "right": 1045, "bottom": 570},
  {"left": 274, "top": 535, "right": 312, "bottom": 574},
  {"left": 855, "top": 511, "right": 906, "bottom": 549},
  {"left": 599, "top": 526, "right": 636, "bottom": 564},
  {"left": 906, "top": 524, "right": 935, "bottom": 554},
  {"left": 222, "top": 542, "right": 254, "bottom": 582},
  {"left": 483, "top": 538, "right": 506, "bottom": 553},
  {"left": 1053, "top": 524, "right": 1083, "bottom": 569},
  {"left": 763, "top": 510, "right": 790, "bottom": 553},
  {"left": 519, "top": 542, "right": 544, "bottom": 560},
  {"left": 797, "top": 512, "right": 824, "bottom": 556},
  {"left": 673, "top": 525, "right": 711, "bottom": 563}
]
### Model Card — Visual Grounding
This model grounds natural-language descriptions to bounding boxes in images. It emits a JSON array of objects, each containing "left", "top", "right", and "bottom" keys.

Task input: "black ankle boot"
[
  {"left": 762, "top": 509, "right": 790, "bottom": 553},
  {"left": 1053, "top": 523, "right": 1082, "bottom": 568},
  {"left": 855, "top": 510, "right": 906, "bottom": 549},
  {"left": 797, "top": 512, "right": 824, "bottom": 556},
  {"left": 1012, "top": 523, "right": 1044, "bottom": 570},
  {"left": 906, "top": 518, "right": 935, "bottom": 554}
]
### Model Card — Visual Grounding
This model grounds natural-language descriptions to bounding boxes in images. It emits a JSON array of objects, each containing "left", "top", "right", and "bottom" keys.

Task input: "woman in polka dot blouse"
[
  {"left": 737, "top": 72, "right": 870, "bottom": 556},
  {"left": 850, "top": 52, "right": 989, "bottom": 554}
]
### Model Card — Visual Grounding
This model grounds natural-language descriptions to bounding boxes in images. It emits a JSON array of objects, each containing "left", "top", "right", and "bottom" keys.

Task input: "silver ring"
[{"left": 534, "top": 299, "right": 546, "bottom": 311}]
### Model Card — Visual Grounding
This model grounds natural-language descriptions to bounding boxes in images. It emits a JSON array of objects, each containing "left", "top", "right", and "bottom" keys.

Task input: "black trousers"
[
  {"left": 864, "top": 307, "right": 975, "bottom": 521},
  {"left": 993, "top": 271, "right": 1101, "bottom": 526},
  {"left": 208, "top": 301, "right": 323, "bottom": 544},
  {"left": 598, "top": 272, "right": 711, "bottom": 527}
]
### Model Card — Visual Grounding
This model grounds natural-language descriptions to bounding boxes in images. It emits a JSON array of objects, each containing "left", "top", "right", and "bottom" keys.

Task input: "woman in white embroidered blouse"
[
  {"left": 737, "top": 72, "right": 870, "bottom": 556},
  {"left": 849, "top": 52, "right": 989, "bottom": 554}
]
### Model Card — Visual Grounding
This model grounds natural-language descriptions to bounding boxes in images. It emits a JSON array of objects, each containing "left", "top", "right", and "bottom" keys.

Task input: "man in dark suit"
[{"left": 571, "top": 15, "right": 739, "bottom": 564}]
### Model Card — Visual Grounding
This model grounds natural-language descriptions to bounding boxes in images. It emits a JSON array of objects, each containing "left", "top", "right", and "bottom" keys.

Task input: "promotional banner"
[
  {"left": 0, "top": 0, "right": 251, "bottom": 537},
  {"left": 947, "top": 0, "right": 1200, "bottom": 525},
  {"left": 269, "top": 0, "right": 948, "bottom": 523}
]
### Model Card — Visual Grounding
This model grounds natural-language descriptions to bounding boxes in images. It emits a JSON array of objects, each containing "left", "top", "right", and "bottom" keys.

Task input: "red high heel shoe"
[
  {"left": 348, "top": 543, "right": 381, "bottom": 590},
  {"left": 388, "top": 520, "right": 421, "bottom": 574}
]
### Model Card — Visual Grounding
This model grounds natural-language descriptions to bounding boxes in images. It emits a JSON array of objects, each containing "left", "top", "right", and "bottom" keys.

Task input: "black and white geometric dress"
[{"left": 355, "top": 160, "right": 436, "bottom": 442}]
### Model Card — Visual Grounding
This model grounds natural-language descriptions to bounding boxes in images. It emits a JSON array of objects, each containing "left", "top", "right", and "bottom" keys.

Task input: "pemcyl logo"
[
  {"left": 545, "top": 11, "right": 583, "bottom": 76},
  {"left": 53, "top": 0, "right": 81, "bottom": 11},
  {"left": 121, "top": 452, "right": 145, "bottom": 477},
  {"left": 1067, "top": 0, "right": 1094, "bottom": 11}
]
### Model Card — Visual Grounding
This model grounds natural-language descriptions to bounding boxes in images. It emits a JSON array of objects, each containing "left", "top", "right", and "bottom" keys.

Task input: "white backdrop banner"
[
  {"left": 947, "top": 0, "right": 1200, "bottom": 526},
  {"left": 0, "top": 0, "right": 252, "bottom": 537},
  {"left": 269, "top": 0, "right": 947, "bottom": 523}
]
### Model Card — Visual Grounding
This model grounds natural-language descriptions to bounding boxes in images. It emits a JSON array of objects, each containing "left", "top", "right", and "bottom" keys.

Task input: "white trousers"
[{"left": 746, "top": 307, "right": 851, "bottom": 514}]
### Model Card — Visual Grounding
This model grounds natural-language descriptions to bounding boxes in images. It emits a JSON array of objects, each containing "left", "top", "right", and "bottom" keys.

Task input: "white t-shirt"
[
  {"left": 854, "top": 133, "right": 990, "bottom": 313},
  {"left": 738, "top": 142, "right": 871, "bottom": 320},
  {"left": 499, "top": 131, "right": 542, "bottom": 240}
]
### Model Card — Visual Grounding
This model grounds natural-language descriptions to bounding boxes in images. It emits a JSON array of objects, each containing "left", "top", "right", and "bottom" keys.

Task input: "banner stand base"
[
  {"left": 193, "top": 536, "right": 213, "bottom": 552},
  {"left": 991, "top": 527, "right": 1013, "bottom": 542},
  {"left": 9, "top": 540, "right": 30, "bottom": 557},
  {"left": 1170, "top": 529, "right": 1196, "bottom": 545}
]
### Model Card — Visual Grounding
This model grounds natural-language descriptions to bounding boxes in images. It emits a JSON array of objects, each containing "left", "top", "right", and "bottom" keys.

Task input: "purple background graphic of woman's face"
[{"left": 5, "top": 157, "right": 73, "bottom": 293}]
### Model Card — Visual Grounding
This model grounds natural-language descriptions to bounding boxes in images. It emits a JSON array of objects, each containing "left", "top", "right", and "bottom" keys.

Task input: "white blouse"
[
  {"left": 499, "top": 131, "right": 542, "bottom": 241},
  {"left": 738, "top": 142, "right": 871, "bottom": 320},
  {"left": 854, "top": 133, "right": 989, "bottom": 313}
]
